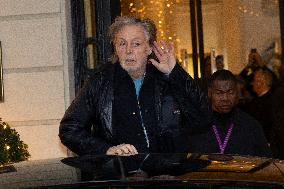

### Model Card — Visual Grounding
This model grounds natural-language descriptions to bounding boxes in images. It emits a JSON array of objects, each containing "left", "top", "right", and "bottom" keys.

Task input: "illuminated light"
[
  {"left": 3, "top": 125, "right": 6, "bottom": 129},
  {"left": 167, "top": 4, "right": 171, "bottom": 7},
  {"left": 161, "top": 31, "right": 164, "bottom": 33},
  {"left": 6, "top": 145, "right": 10, "bottom": 150},
  {"left": 129, "top": 3, "right": 134, "bottom": 7},
  {"left": 170, "top": 11, "right": 173, "bottom": 14},
  {"left": 159, "top": 11, "right": 162, "bottom": 14},
  {"left": 250, "top": 11, "right": 253, "bottom": 14},
  {"left": 159, "top": 20, "right": 162, "bottom": 24},
  {"left": 176, "top": 39, "right": 180, "bottom": 42},
  {"left": 255, "top": 13, "right": 259, "bottom": 16},
  {"left": 168, "top": 37, "right": 172, "bottom": 40},
  {"left": 243, "top": 9, "right": 247, "bottom": 13},
  {"left": 150, "top": 0, "right": 153, "bottom": 3}
]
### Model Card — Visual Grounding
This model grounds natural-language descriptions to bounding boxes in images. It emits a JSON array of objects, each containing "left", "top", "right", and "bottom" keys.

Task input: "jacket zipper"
[{"left": 137, "top": 100, "right": 150, "bottom": 148}]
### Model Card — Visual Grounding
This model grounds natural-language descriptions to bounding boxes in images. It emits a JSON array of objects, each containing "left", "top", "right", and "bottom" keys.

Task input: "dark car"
[{"left": 1, "top": 153, "right": 284, "bottom": 189}]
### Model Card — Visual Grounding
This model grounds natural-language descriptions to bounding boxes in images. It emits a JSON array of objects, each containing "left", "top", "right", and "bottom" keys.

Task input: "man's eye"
[
  {"left": 133, "top": 42, "right": 141, "bottom": 47},
  {"left": 228, "top": 90, "right": 235, "bottom": 94},
  {"left": 118, "top": 41, "right": 126, "bottom": 46}
]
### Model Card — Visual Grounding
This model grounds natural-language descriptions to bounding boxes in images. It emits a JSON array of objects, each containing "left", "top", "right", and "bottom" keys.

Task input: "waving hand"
[{"left": 149, "top": 41, "right": 176, "bottom": 74}]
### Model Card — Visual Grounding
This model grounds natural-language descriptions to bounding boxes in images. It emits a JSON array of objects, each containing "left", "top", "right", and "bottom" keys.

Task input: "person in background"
[
  {"left": 235, "top": 75, "right": 253, "bottom": 109},
  {"left": 215, "top": 55, "right": 224, "bottom": 71},
  {"left": 244, "top": 67, "right": 274, "bottom": 143},
  {"left": 59, "top": 15, "right": 210, "bottom": 156},
  {"left": 239, "top": 48, "right": 278, "bottom": 97},
  {"left": 188, "top": 70, "right": 272, "bottom": 157}
]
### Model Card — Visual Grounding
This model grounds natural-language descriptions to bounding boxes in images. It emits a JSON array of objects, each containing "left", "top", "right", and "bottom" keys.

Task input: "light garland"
[{"left": 121, "top": 0, "right": 181, "bottom": 42}]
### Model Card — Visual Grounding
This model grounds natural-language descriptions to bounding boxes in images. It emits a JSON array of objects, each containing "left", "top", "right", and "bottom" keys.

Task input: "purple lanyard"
[{"left": 212, "top": 123, "right": 234, "bottom": 154}]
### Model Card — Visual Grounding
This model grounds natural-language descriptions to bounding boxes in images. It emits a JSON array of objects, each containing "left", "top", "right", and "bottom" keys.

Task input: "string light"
[
  {"left": 0, "top": 118, "right": 30, "bottom": 165},
  {"left": 5, "top": 145, "right": 10, "bottom": 150},
  {"left": 121, "top": 0, "right": 181, "bottom": 43},
  {"left": 120, "top": 0, "right": 193, "bottom": 74}
]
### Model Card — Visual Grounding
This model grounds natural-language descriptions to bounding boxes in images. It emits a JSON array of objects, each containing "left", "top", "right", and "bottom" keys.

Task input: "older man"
[
  {"left": 59, "top": 16, "right": 210, "bottom": 156},
  {"left": 188, "top": 70, "right": 272, "bottom": 157}
]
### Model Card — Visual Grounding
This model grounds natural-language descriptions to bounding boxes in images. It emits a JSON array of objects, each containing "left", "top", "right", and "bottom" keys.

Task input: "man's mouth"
[
  {"left": 219, "top": 105, "right": 232, "bottom": 110},
  {"left": 124, "top": 59, "right": 135, "bottom": 64}
]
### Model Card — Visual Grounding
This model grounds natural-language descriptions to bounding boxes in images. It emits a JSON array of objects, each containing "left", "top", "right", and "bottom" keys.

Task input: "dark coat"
[
  {"left": 244, "top": 89, "right": 274, "bottom": 142},
  {"left": 59, "top": 63, "right": 211, "bottom": 155},
  {"left": 187, "top": 108, "right": 272, "bottom": 157}
]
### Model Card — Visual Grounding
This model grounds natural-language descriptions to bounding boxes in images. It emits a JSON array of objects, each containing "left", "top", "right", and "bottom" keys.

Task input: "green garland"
[{"left": 0, "top": 118, "right": 30, "bottom": 165}]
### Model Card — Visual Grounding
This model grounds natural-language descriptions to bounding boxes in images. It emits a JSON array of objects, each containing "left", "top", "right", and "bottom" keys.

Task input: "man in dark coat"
[
  {"left": 188, "top": 70, "right": 272, "bottom": 157},
  {"left": 59, "top": 16, "right": 210, "bottom": 156},
  {"left": 243, "top": 67, "right": 275, "bottom": 143}
]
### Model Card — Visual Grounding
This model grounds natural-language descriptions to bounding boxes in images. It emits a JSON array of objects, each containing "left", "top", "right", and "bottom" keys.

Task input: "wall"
[{"left": 0, "top": 0, "right": 74, "bottom": 160}]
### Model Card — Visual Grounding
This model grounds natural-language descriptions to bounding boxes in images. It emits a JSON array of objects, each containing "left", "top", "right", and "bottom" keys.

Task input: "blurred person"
[
  {"left": 215, "top": 55, "right": 224, "bottom": 71},
  {"left": 235, "top": 75, "right": 253, "bottom": 109},
  {"left": 240, "top": 49, "right": 278, "bottom": 97},
  {"left": 188, "top": 70, "right": 272, "bottom": 157},
  {"left": 59, "top": 15, "right": 211, "bottom": 156},
  {"left": 239, "top": 49, "right": 264, "bottom": 97},
  {"left": 244, "top": 67, "right": 275, "bottom": 143}
]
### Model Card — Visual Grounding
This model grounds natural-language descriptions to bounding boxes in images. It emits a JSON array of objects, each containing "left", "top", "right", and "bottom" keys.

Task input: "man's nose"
[
  {"left": 221, "top": 93, "right": 229, "bottom": 100},
  {"left": 126, "top": 45, "right": 133, "bottom": 54}
]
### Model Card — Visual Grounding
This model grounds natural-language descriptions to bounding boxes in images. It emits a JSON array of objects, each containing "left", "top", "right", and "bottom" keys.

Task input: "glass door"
[{"left": 202, "top": 0, "right": 281, "bottom": 76}]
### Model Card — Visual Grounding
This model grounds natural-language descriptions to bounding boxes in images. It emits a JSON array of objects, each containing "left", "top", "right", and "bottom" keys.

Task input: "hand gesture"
[
  {"left": 106, "top": 143, "right": 138, "bottom": 156},
  {"left": 149, "top": 41, "right": 176, "bottom": 74}
]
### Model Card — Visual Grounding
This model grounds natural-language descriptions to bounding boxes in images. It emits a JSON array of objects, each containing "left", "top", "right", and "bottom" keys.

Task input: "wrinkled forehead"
[
  {"left": 211, "top": 80, "right": 237, "bottom": 91},
  {"left": 115, "top": 24, "right": 149, "bottom": 42}
]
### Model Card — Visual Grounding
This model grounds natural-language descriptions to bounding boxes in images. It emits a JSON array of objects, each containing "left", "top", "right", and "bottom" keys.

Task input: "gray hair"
[{"left": 108, "top": 16, "right": 157, "bottom": 46}]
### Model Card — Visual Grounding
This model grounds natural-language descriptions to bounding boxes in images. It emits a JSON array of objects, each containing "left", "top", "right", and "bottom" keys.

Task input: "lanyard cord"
[{"left": 212, "top": 123, "right": 234, "bottom": 154}]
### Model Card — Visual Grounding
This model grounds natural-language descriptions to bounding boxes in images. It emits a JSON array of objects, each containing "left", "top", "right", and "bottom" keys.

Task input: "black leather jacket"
[{"left": 59, "top": 63, "right": 211, "bottom": 155}]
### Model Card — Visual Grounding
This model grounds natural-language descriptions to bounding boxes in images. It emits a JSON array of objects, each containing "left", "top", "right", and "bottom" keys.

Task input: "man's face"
[
  {"left": 114, "top": 25, "right": 152, "bottom": 74},
  {"left": 216, "top": 62, "right": 224, "bottom": 70},
  {"left": 252, "top": 71, "right": 268, "bottom": 96},
  {"left": 209, "top": 80, "right": 238, "bottom": 113}
]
